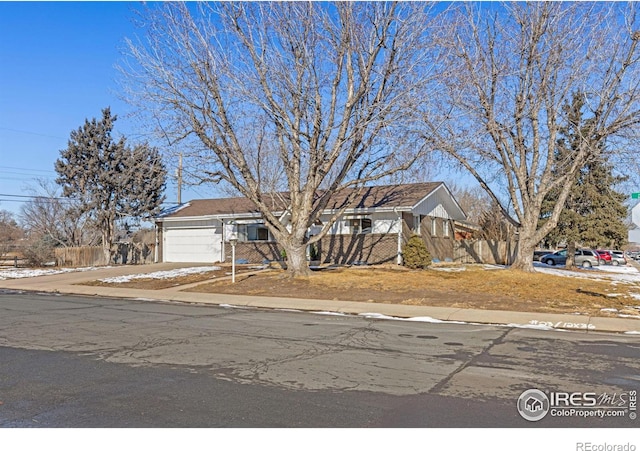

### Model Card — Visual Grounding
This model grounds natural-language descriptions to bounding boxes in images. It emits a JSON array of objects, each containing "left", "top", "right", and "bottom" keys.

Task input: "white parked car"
[{"left": 605, "top": 250, "right": 627, "bottom": 266}]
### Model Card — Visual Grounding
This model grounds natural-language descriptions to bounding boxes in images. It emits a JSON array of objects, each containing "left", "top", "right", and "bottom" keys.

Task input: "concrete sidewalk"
[{"left": 1, "top": 263, "right": 639, "bottom": 335}]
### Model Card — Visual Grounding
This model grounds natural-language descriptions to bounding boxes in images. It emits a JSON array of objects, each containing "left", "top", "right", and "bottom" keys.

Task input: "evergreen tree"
[
  {"left": 541, "top": 94, "right": 628, "bottom": 267},
  {"left": 55, "top": 108, "right": 167, "bottom": 263},
  {"left": 402, "top": 235, "right": 432, "bottom": 269}
]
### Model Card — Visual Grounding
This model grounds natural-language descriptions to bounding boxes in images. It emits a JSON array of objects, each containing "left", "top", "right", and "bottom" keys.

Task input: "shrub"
[
  {"left": 402, "top": 235, "right": 431, "bottom": 269},
  {"left": 309, "top": 243, "right": 319, "bottom": 261},
  {"left": 22, "top": 237, "right": 55, "bottom": 267}
]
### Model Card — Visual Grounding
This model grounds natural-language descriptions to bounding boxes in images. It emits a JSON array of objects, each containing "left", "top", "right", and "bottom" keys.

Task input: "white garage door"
[{"left": 164, "top": 227, "right": 222, "bottom": 263}]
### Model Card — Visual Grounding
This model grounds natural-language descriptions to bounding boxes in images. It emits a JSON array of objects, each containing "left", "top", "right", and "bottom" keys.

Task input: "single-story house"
[{"left": 154, "top": 182, "right": 478, "bottom": 265}]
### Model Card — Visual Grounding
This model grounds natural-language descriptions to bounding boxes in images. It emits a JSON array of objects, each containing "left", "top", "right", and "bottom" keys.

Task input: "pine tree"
[
  {"left": 55, "top": 108, "right": 167, "bottom": 264},
  {"left": 402, "top": 235, "right": 432, "bottom": 269},
  {"left": 540, "top": 94, "right": 628, "bottom": 266}
]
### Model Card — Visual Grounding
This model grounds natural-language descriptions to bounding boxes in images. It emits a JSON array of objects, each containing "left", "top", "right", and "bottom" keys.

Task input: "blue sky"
[
  {"left": 0, "top": 1, "right": 465, "bottom": 222},
  {"left": 0, "top": 1, "right": 190, "bottom": 217}
]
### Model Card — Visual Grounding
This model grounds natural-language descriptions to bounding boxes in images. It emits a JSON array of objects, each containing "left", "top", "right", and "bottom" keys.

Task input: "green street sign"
[{"left": 633, "top": 193, "right": 640, "bottom": 199}]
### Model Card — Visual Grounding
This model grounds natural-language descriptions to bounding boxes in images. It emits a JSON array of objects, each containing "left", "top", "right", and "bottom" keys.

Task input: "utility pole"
[{"left": 177, "top": 153, "right": 183, "bottom": 204}]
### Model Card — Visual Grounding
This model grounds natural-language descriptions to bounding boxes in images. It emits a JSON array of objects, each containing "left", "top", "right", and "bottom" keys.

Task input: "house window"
[
  {"left": 443, "top": 220, "right": 450, "bottom": 238},
  {"left": 349, "top": 217, "right": 372, "bottom": 234},
  {"left": 237, "top": 223, "right": 271, "bottom": 241},
  {"left": 431, "top": 218, "right": 437, "bottom": 237},
  {"left": 413, "top": 215, "right": 421, "bottom": 234},
  {"left": 248, "top": 224, "right": 270, "bottom": 241}
]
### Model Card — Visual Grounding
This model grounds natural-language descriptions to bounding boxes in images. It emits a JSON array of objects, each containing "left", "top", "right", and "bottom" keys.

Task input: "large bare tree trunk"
[
  {"left": 284, "top": 242, "right": 310, "bottom": 278},
  {"left": 100, "top": 217, "right": 117, "bottom": 265},
  {"left": 121, "top": 2, "right": 441, "bottom": 277},
  {"left": 510, "top": 218, "right": 538, "bottom": 272},
  {"left": 425, "top": 3, "right": 640, "bottom": 273},
  {"left": 566, "top": 241, "right": 577, "bottom": 269}
]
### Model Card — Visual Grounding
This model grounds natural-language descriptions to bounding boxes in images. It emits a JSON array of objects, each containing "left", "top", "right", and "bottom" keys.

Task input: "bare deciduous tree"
[
  {"left": 121, "top": 2, "right": 441, "bottom": 276},
  {"left": 425, "top": 2, "right": 640, "bottom": 271},
  {"left": 20, "top": 179, "right": 99, "bottom": 248},
  {"left": 447, "top": 182, "right": 491, "bottom": 224},
  {"left": 0, "top": 209, "right": 23, "bottom": 260}
]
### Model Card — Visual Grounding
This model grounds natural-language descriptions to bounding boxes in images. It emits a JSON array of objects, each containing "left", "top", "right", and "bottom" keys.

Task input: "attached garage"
[{"left": 161, "top": 219, "right": 223, "bottom": 263}]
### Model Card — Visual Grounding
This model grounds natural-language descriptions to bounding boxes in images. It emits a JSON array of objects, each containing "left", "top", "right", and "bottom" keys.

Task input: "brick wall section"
[
  {"left": 400, "top": 216, "right": 455, "bottom": 262},
  {"left": 227, "top": 234, "right": 398, "bottom": 265},
  {"left": 419, "top": 217, "right": 454, "bottom": 262},
  {"left": 225, "top": 241, "right": 283, "bottom": 263},
  {"left": 319, "top": 234, "right": 398, "bottom": 265},
  {"left": 225, "top": 220, "right": 511, "bottom": 266}
]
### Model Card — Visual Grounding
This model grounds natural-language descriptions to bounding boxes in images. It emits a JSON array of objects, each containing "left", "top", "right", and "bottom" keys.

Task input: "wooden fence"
[
  {"left": 453, "top": 239, "right": 518, "bottom": 265},
  {"left": 55, "top": 243, "right": 155, "bottom": 267},
  {"left": 0, "top": 256, "right": 28, "bottom": 267},
  {"left": 55, "top": 247, "right": 108, "bottom": 267}
]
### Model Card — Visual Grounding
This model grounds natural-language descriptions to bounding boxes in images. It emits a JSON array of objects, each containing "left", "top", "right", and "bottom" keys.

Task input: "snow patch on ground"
[
  {"left": 0, "top": 266, "right": 105, "bottom": 280},
  {"left": 357, "top": 312, "right": 468, "bottom": 324},
  {"left": 313, "top": 311, "right": 349, "bottom": 317},
  {"left": 482, "top": 264, "right": 507, "bottom": 270},
  {"left": 99, "top": 266, "right": 221, "bottom": 283},
  {"left": 534, "top": 262, "right": 640, "bottom": 283},
  {"left": 431, "top": 266, "right": 466, "bottom": 272},
  {"left": 219, "top": 303, "right": 251, "bottom": 310}
]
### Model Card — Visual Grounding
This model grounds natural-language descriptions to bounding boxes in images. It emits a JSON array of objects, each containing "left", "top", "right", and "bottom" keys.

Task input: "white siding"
[
  {"left": 413, "top": 187, "right": 451, "bottom": 219},
  {"left": 412, "top": 185, "right": 466, "bottom": 220},
  {"left": 372, "top": 212, "right": 401, "bottom": 234},
  {"left": 318, "top": 212, "right": 400, "bottom": 235},
  {"left": 165, "top": 219, "right": 219, "bottom": 228}
]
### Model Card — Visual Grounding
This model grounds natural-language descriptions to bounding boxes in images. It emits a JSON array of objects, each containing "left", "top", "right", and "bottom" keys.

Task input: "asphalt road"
[{"left": 0, "top": 291, "right": 639, "bottom": 428}]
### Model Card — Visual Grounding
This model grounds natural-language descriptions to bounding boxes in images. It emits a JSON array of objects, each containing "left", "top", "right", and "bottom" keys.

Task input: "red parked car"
[{"left": 595, "top": 250, "right": 612, "bottom": 265}]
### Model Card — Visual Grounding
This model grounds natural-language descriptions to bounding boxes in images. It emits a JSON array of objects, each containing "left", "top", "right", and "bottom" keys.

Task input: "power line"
[
  {"left": 0, "top": 166, "right": 57, "bottom": 174},
  {"left": 0, "top": 127, "right": 66, "bottom": 140},
  {"left": 0, "top": 193, "right": 71, "bottom": 201},
  {"left": 0, "top": 177, "right": 55, "bottom": 182},
  {"left": 0, "top": 173, "right": 56, "bottom": 182}
]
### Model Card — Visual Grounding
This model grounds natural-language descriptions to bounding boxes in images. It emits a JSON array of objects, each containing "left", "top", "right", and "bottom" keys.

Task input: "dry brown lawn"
[
  {"left": 185, "top": 264, "right": 640, "bottom": 317},
  {"left": 83, "top": 263, "right": 640, "bottom": 317}
]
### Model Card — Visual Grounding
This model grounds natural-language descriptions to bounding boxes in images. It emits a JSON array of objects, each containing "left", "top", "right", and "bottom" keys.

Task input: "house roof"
[{"left": 158, "top": 182, "right": 446, "bottom": 220}]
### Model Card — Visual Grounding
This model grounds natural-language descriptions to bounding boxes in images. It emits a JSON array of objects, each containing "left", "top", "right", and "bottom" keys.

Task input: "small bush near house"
[{"left": 402, "top": 235, "right": 431, "bottom": 269}]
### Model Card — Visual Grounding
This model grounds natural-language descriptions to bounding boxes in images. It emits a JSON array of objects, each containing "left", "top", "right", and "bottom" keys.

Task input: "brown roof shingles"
[{"left": 160, "top": 182, "right": 443, "bottom": 219}]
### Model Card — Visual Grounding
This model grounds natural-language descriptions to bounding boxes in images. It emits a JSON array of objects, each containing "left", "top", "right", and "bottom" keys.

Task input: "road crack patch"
[{"left": 428, "top": 327, "right": 512, "bottom": 395}]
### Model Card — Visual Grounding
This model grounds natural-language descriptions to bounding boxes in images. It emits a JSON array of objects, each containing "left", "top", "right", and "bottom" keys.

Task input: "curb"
[
  {"left": 2, "top": 283, "right": 638, "bottom": 335},
  {"left": 1, "top": 262, "right": 639, "bottom": 335}
]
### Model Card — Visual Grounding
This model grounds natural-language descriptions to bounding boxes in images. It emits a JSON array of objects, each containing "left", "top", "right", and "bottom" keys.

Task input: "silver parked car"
[
  {"left": 605, "top": 250, "right": 627, "bottom": 266},
  {"left": 540, "top": 249, "right": 600, "bottom": 268}
]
